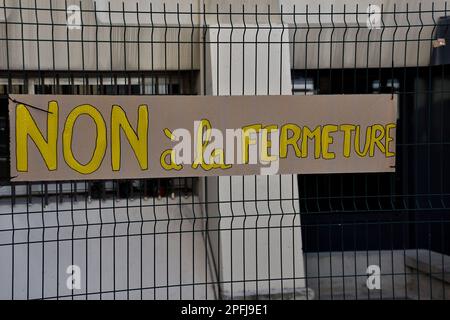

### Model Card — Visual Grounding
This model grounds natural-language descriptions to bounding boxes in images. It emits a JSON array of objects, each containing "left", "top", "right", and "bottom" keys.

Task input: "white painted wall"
[
  {"left": 0, "top": 196, "right": 217, "bottom": 300},
  {"left": 0, "top": 0, "right": 445, "bottom": 70},
  {"left": 203, "top": 23, "right": 306, "bottom": 299}
]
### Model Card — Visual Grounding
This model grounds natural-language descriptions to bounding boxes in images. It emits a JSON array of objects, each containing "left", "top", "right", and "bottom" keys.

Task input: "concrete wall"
[
  {"left": 305, "top": 250, "right": 450, "bottom": 300},
  {"left": 0, "top": 0, "right": 445, "bottom": 71},
  {"left": 305, "top": 250, "right": 408, "bottom": 300},
  {"left": 0, "top": 195, "right": 217, "bottom": 299},
  {"left": 203, "top": 22, "right": 306, "bottom": 299}
]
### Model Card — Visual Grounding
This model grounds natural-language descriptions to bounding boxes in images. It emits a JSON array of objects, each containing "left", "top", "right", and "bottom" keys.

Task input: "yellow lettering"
[
  {"left": 340, "top": 124, "right": 356, "bottom": 158},
  {"left": 301, "top": 126, "right": 321, "bottom": 159},
  {"left": 63, "top": 104, "right": 106, "bottom": 174},
  {"left": 385, "top": 123, "right": 396, "bottom": 157},
  {"left": 160, "top": 129, "right": 183, "bottom": 171},
  {"left": 111, "top": 105, "right": 149, "bottom": 171},
  {"left": 369, "top": 124, "right": 386, "bottom": 157},
  {"left": 192, "top": 119, "right": 212, "bottom": 168},
  {"left": 261, "top": 125, "right": 278, "bottom": 162},
  {"left": 321, "top": 125, "right": 338, "bottom": 159},
  {"left": 354, "top": 125, "right": 371, "bottom": 157},
  {"left": 280, "top": 124, "right": 301, "bottom": 158},
  {"left": 160, "top": 149, "right": 182, "bottom": 171},
  {"left": 241, "top": 124, "right": 261, "bottom": 164},
  {"left": 16, "top": 101, "right": 58, "bottom": 172}
]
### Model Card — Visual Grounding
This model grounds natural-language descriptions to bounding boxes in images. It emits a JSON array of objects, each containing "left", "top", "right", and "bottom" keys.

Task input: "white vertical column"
[{"left": 203, "top": 23, "right": 306, "bottom": 299}]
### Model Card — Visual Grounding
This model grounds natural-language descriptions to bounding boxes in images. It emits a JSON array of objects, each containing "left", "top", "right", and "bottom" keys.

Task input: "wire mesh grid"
[{"left": 0, "top": 1, "right": 449, "bottom": 300}]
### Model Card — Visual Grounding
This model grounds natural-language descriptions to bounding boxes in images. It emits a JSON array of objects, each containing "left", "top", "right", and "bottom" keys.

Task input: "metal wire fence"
[{"left": 0, "top": 1, "right": 449, "bottom": 300}]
